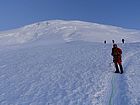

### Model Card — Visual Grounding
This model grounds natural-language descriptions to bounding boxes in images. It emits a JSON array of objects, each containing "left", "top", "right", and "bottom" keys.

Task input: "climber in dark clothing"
[{"left": 122, "top": 39, "right": 125, "bottom": 44}]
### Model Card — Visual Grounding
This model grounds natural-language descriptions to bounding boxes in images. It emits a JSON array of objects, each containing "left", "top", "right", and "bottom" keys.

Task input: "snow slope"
[
  {"left": 0, "top": 20, "right": 140, "bottom": 105},
  {"left": 0, "top": 20, "right": 140, "bottom": 46}
]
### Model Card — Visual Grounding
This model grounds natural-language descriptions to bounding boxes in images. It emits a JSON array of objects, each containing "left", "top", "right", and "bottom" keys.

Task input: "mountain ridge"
[{"left": 0, "top": 20, "right": 140, "bottom": 46}]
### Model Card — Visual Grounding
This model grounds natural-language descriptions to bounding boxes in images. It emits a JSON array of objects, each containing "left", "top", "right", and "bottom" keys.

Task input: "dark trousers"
[{"left": 115, "top": 63, "right": 123, "bottom": 73}]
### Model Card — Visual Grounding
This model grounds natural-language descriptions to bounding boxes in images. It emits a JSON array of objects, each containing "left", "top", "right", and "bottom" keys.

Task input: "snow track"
[
  {"left": 105, "top": 43, "right": 140, "bottom": 105},
  {"left": 0, "top": 42, "right": 140, "bottom": 105}
]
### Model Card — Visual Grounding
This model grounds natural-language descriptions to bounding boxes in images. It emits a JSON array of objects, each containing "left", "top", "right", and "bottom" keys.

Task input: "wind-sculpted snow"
[
  {"left": 0, "top": 40, "right": 140, "bottom": 104},
  {"left": 0, "top": 20, "right": 140, "bottom": 105},
  {"left": 0, "top": 20, "right": 140, "bottom": 46},
  {"left": 0, "top": 42, "right": 111, "bottom": 105}
]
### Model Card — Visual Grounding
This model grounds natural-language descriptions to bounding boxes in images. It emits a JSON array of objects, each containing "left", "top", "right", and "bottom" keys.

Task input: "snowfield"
[{"left": 0, "top": 20, "right": 140, "bottom": 105}]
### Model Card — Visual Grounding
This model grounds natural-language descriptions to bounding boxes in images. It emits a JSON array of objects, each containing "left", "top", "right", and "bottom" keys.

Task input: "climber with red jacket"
[{"left": 111, "top": 44, "right": 123, "bottom": 74}]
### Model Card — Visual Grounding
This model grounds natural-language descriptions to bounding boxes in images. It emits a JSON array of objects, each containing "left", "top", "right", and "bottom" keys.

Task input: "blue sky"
[{"left": 0, "top": 0, "right": 140, "bottom": 31}]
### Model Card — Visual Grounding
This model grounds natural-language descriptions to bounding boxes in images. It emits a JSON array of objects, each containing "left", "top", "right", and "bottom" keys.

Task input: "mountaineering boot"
[{"left": 115, "top": 71, "right": 120, "bottom": 73}]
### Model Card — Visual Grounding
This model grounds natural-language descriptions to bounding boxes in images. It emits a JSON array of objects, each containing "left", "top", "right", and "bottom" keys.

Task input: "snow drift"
[{"left": 0, "top": 20, "right": 140, "bottom": 105}]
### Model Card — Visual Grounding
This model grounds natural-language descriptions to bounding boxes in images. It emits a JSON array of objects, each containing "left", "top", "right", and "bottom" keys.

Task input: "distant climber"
[
  {"left": 111, "top": 44, "right": 123, "bottom": 74},
  {"left": 112, "top": 40, "right": 115, "bottom": 44},
  {"left": 122, "top": 39, "right": 125, "bottom": 44},
  {"left": 104, "top": 40, "right": 106, "bottom": 44}
]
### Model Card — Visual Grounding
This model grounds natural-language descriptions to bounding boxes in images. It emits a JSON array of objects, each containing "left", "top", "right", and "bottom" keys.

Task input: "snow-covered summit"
[
  {"left": 0, "top": 20, "right": 140, "bottom": 46},
  {"left": 1, "top": 20, "right": 140, "bottom": 105}
]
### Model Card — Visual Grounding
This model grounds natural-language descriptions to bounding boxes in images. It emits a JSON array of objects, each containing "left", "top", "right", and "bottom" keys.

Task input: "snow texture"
[{"left": 0, "top": 20, "right": 140, "bottom": 105}]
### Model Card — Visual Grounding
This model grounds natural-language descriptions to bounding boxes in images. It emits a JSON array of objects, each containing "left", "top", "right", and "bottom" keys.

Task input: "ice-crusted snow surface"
[{"left": 0, "top": 20, "right": 140, "bottom": 105}]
